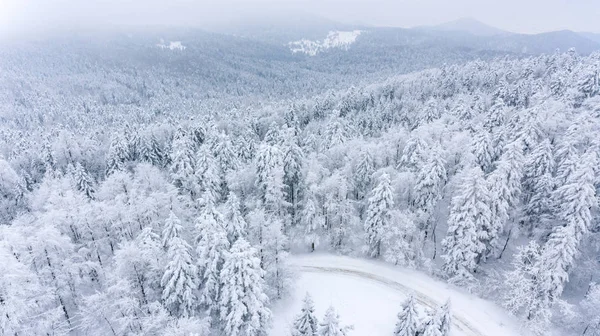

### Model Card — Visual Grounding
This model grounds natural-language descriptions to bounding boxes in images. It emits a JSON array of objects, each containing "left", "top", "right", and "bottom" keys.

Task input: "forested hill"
[{"left": 1, "top": 39, "right": 600, "bottom": 336}]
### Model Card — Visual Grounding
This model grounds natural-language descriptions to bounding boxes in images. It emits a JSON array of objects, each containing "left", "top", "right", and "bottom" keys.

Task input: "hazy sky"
[{"left": 1, "top": 0, "right": 599, "bottom": 37}]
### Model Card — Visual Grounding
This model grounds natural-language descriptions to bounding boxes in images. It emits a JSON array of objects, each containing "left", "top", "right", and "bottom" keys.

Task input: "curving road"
[
  {"left": 300, "top": 265, "right": 484, "bottom": 336},
  {"left": 276, "top": 254, "right": 527, "bottom": 336}
]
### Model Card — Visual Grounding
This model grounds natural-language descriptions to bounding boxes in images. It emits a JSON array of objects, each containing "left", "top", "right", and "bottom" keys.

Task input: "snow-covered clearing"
[
  {"left": 272, "top": 254, "right": 528, "bottom": 336},
  {"left": 288, "top": 30, "right": 362, "bottom": 55}
]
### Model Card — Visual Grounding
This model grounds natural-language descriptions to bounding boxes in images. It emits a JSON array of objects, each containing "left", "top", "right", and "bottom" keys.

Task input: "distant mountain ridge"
[{"left": 419, "top": 17, "right": 512, "bottom": 36}]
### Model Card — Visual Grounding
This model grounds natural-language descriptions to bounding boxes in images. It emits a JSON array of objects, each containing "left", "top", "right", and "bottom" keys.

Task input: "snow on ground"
[
  {"left": 156, "top": 39, "right": 186, "bottom": 50},
  {"left": 288, "top": 30, "right": 362, "bottom": 56},
  {"left": 272, "top": 254, "right": 529, "bottom": 336}
]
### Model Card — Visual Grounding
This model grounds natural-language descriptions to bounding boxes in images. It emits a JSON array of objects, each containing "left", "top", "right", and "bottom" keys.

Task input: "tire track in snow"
[{"left": 299, "top": 265, "right": 485, "bottom": 336}]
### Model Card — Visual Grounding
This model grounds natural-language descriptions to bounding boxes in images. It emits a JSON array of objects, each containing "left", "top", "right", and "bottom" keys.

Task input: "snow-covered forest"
[{"left": 1, "top": 20, "right": 600, "bottom": 336}]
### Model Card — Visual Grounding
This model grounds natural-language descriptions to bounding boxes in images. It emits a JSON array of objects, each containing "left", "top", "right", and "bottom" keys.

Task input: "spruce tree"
[
  {"left": 442, "top": 167, "right": 491, "bottom": 283},
  {"left": 255, "top": 143, "right": 287, "bottom": 216},
  {"left": 106, "top": 133, "right": 130, "bottom": 176},
  {"left": 283, "top": 129, "right": 304, "bottom": 225},
  {"left": 471, "top": 130, "right": 494, "bottom": 173},
  {"left": 219, "top": 239, "right": 271, "bottom": 336},
  {"left": 394, "top": 295, "right": 419, "bottom": 336},
  {"left": 196, "top": 201, "right": 229, "bottom": 317},
  {"left": 224, "top": 192, "right": 248, "bottom": 244},
  {"left": 162, "top": 210, "right": 183, "bottom": 249},
  {"left": 364, "top": 173, "right": 394, "bottom": 258},
  {"left": 291, "top": 293, "right": 319, "bottom": 336},
  {"left": 72, "top": 162, "right": 95, "bottom": 199},
  {"left": 317, "top": 306, "right": 352, "bottom": 336},
  {"left": 398, "top": 135, "right": 427, "bottom": 172},
  {"left": 161, "top": 234, "right": 198, "bottom": 317},
  {"left": 170, "top": 132, "right": 196, "bottom": 197},
  {"left": 195, "top": 146, "right": 221, "bottom": 204}
]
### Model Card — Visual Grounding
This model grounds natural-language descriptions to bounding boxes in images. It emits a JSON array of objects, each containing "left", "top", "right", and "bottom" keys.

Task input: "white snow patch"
[
  {"left": 156, "top": 39, "right": 186, "bottom": 51},
  {"left": 272, "top": 254, "right": 533, "bottom": 336},
  {"left": 288, "top": 30, "right": 362, "bottom": 56}
]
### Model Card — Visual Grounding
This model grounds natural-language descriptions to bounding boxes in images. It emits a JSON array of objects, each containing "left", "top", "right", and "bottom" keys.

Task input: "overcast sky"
[{"left": 1, "top": 0, "right": 599, "bottom": 37}]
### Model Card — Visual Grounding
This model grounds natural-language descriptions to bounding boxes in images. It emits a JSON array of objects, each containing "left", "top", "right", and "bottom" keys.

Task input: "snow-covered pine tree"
[
  {"left": 503, "top": 241, "right": 550, "bottom": 331},
  {"left": 282, "top": 128, "right": 304, "bottom": 225},
  {"left": 219, "top": 239, "right": 271, "bottom": 336},
  {"left": 262, "top": 215, "right": 292, "bottom": 300},
  {"left": 438, "top": 300, "right": 451, "bottom": 336},
  {"left": 412, "top": 148, "right": 447, "bottom": 238},
  {"left": 161, "top": 232, "right": 198, "bottom": 317},
  {"left": 522, "top": 139, "right": 555, "bottom": 235},
  {"left": 394, "top": 295, "right": 419, "bottom": 336},
  {"left": 470, "top": 130, "right": 494, "bottom": 173},
  {"left": 224, "top": 192, "right": 248, "bottom": 244},
  {"left": 364, "top": 173, "right": 394, "bottom": 258},
  {"left": 169, "top": 132, "right": 196, "bottom": 197},
  {"left": 291, "top": 293, "right": 319, "bottom": 336},
  {"left": 555, "top": 139, "right": 578, "bottom": 186},
  {"left": 421, "top": 308, "right": 442, "bottom": 336},
  {"left": 398, "top": 135, "right": 427, "bottom": 172},
  {"left": 552, "top": 155, "right": 596, "bottom": 242},
  {"left": 353, "top": 150, "right": 375, "bottom": 201},
  {"left": 442, "top": 167, "right": 491, "bottom": 283},
  {"left": 302, "top": 195, "right": 323, "bottom": 252},
  {"left": 255, "top": 143, "right": 287, "bottom": 217},
  {"left": 317, "top": 306, "right": 352, "bottom": 336},
  {"left": 162, "top": 210, "right": 183, "bottom": 249},
  {"left": 71, "top": 162, "right": 95, "bottom": 199},
  {"left": 195, "top": 145, "right": 222, "bottom": 204},
  {"left": 195, "top": 200, "right": 229, "bottom": 317},
  {"left": 213, "top": 131, "right": 239, "bottom": 173},
  {"left": 106, "top": 133, "right": 130, "bottom": 176},
  {"left": 486, "top": 141, "right": 524, "bottom": 258},
  {"left": 325, "top": 117, "right": 348, "bottom": 149},
  {"left": 140, "top": 131, "right": 164, "bottom": 167}
]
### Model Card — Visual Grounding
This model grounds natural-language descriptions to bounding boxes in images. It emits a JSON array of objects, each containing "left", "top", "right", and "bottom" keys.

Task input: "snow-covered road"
[{"left": 271, "top": 254, "right": 527, "bottom": 336}]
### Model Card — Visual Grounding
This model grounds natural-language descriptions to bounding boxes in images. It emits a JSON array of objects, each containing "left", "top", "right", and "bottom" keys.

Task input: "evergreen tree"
[
  {"left": 196, "top": 201, "right": 229, "bottom": 317},
  {"left": 161, "top": 234, "right": 198, "bottom": 317},
  {"left": 398, "top": 135, "right": 427, "bottom": 172},
  {"left": 195, "top": 146, "right": 222, "bottom": 204},
  {"left": 72, "top": 162, "right": 95, "bottom": 199},
  {"left": 325, "top": 117, "right": 348, "bottom": 148},
  {"left": 303, "top": 196, "right": 323, "bottom": 252},
  {"left": 438, "top": 300, "right": 451, "bottom": 336},
  {"left": 140, "top": 132, "right": 164, "bottom": 167},
  {"left": 486, "top": 141, "right": 524, "bottom": 258},
  {"left": 255, "top": 143, "right": 287, "bottom": 216},
  {"left": 317, "top": 306, "right": 352, "bottom": 336},
  {"left": 283, "top": 129, "right": 304, "bottom": 225},
  {"left": 353, "top": 150, "right": 375, "bottom": 201},
  {"left": 442, "top": 167, "right": 491, "bottom": 283},
  {"left": 291, "top": 293, "right": 319, "bottom": 336},
  {"left": 522, "top": 139, "right": 555, "bottom": 235},
  {"left": 552, "top": 156, "right": 596, "bottom": 242},
  {"left": 224, "top": 192, "right": 248, "bottom": 244},
  {"left": 106, "top": 133, "right": 130, "bottom": 175},
  {"left": 364, "top": 173, "right": 394, "bottom": 258},
  {"left": 219, "top": 239, "right": 271, "bottom": 336},
  {"left": 261, "top": 216, "right": 292, "bottom": 299},
  {"left": 471, "top": 130, "right": 494, "bottom": 173},
  {"left": 412, "top": 150, "right": 447, "bottom": 237},
  {"left": 170, "top": 133, "right": 196, "bottom": 197},
  {"left": 421, "top": 310, "right": 442, "bottom": 336},
  {"left": 503, "top": 241, "right": 550, "bottom": 330},
  {"left": 213, "top": 131, "right": 239, "bottom": 173},
  {"left": 162, "top": 210, "right": 183, "bottom": 249},
  {"left": 394, "top": 295, "right": 419, "bottom": 336}
]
